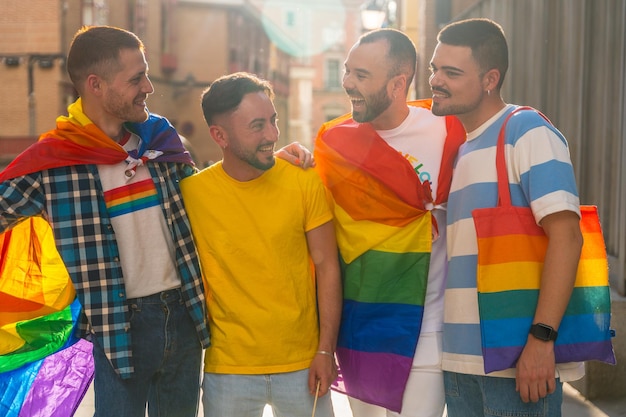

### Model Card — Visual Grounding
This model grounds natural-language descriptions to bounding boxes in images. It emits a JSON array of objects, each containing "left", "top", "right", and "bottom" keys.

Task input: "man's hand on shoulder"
[{"left": 275, "top": 142, "right": 315, "bottom": 169}]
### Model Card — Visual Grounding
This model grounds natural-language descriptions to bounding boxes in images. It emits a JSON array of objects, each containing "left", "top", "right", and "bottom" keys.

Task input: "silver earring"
[{"left": 487, "top": 90, "right": 491, "bottom": 96}]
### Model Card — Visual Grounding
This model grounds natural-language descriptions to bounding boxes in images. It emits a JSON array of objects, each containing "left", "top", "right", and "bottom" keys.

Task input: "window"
[
  {"left": 325, "top": 58, "right": 341, "bottom": 90},
  {"left": 82, "top": 0, "right": 107, "bottom": 25}
]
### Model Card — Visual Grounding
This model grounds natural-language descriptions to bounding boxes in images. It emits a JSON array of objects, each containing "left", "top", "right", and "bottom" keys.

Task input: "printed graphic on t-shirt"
[
  {"left": 103, "top": 178, "right": 159, "bottom": 217},
  {"left": 398, "top": 151, "right": 432, "bottom": 185},
  {"left": 377, "top": 107, "right": 445, "bottom": 196}
]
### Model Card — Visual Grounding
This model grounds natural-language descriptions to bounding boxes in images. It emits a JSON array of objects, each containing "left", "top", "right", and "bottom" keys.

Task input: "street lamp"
[{"left": 360, "top": 0, "right": 397, "bottom": 31}]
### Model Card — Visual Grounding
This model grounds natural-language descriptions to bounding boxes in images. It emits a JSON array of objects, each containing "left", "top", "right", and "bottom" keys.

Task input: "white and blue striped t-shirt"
[{"left": 443, "top": 104, "right": 584, "bottom": 381}]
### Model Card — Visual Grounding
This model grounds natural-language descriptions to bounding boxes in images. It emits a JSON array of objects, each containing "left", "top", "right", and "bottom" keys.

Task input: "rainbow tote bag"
[{"left": 472, "top": 107, "right": 616, "bottom": 373}]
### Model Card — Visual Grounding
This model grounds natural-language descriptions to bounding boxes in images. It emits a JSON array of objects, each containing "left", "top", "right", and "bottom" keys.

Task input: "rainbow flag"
[
  {"left": 0, "top": 217, "right": 77, "bottom": 369},
  {"left": 0, "top": 217, "right": 94, "bottom": 417},
  {"left": 0, "top": 307, "right": 93, "bottom": 417},
  {"left": 315, "top": 100, "right": 464, "bottom": 411},
  {"left": 474, "top": 205, "right": 616, "bottom": 373},
  {"left": 0, "top": 99, "right": 192, "bottom": 415},
  {"left": 0, "top": 98, "right": 192, "bottom": 183}
]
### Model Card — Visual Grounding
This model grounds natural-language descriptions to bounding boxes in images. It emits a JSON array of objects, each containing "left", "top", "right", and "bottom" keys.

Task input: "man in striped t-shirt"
[{"left": 429, "top": 18, "right": 584, "bottom": 416}]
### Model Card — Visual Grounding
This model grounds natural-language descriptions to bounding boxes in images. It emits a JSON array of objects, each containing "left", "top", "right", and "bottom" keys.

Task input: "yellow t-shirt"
[{"left": 180, "top": 158, "right": 333, "bottom": 374}]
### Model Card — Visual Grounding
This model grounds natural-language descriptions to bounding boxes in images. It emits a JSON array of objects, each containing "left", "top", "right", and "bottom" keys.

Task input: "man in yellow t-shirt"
[{"left": 180, "top": 72, "right": 342, "bottom": 417}]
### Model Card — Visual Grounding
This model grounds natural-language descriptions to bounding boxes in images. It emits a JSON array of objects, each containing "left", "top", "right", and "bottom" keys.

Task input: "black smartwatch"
[{"left": 529, "top": 323, "right": 558, "bottom": 341}]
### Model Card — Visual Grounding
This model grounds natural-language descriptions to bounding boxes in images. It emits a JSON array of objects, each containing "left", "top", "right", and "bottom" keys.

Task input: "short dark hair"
[
  {"left": 201, "top": 72, "right": 274, "bottom": 126},
  {"left": 359, "top": 28, "right": 417, "bottom": 93},
  {"left": 67, "top": 26, "right": 144, "bottom": 92},
  {"left": 437, "top": 18, "right": 509, "bottom": 89}
]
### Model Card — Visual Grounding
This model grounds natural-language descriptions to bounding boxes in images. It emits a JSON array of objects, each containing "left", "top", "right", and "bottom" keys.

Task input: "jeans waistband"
[{"left": 127, "top": 287, "right": 182, "bottom": 304}]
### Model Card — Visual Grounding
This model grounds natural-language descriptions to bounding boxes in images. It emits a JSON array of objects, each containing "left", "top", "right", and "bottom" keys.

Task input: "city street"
[{"left": 74, "top": 380, "right": 625, "bottom": 417}]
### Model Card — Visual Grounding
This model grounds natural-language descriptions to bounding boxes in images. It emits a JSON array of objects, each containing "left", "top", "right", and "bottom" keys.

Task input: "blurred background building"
[{"left": 1, "top": 0, "right": 625, "bottom": 403}]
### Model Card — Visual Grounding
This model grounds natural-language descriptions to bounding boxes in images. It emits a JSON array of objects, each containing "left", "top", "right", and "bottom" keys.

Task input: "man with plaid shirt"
[{"left": 0, "top": 26, "right": 209, "bottom": 417}]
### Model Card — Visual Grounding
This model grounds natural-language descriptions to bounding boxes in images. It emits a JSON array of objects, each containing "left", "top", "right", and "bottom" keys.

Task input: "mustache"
[
  {"left": 431, "top": 86, "right": 450, "bottom": 96},
  {"left": 345, "top": 88, "right": 362, "bottom": 98}
]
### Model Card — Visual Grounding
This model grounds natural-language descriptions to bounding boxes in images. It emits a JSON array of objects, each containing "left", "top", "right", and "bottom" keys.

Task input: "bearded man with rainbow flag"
[
  {"left": 0, "top": 25, "right": 211, "bottom": 417},
  {"left": 314, "top": 29, "right": 465, "bottom": 416}
]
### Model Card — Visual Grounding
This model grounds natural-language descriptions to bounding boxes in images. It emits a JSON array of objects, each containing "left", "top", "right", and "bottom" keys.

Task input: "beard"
[
  {"left": 246, "top": 154, "right": 275, "bottom": 171},
  {"left": 431, "top": 101, "right": 477, "bottom": 117},
  {"left": 103, "top": 91, "right": 150, "bottom": 124},
  {"left": 230, "top": 142, "right": 276, "bottom": 171},
  {"left": 350, "top": 85, "right": 392, "bottom": 123}
]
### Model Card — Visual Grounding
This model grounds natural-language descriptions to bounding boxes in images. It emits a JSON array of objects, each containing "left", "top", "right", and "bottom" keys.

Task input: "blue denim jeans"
[
  {"left": 444, "top": 371, "right": 563, "bottom": 417},
  {"left": 201, "top": 369, "right": 335, "bottom": 417},
  {"left": 92, "top": 288, "right": 203, "bottom": 417}
]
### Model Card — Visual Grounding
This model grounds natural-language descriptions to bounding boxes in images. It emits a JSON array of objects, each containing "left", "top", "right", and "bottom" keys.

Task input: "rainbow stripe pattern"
[
  {"left": 474, "top": 199, "right": 616, "bottom": 373},
  {"left": 104, "top": 178, "right": 160, "bottom": 217},
  {"left": 0, "top": 217, "right": 94, "bottom": 416},
  {"left": 0, "top": 98, "right": 193, "bottom": 183},
  {"left": 316, "top": 125, "right": 431, "bottom": 411},
  {"left": 0, "top": 306, "right": 93, "bottom": 417},
  {"left": 314, "top": 100, "right": 464, "bottom": 412}
]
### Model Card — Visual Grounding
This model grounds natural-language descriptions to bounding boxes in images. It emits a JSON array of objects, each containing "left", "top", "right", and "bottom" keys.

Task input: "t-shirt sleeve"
[
  {"left": 511, "top": 122, "right": 581, "bottom": 224},
  {"left": 302, "top": 171, "right": 334, "bottom": 232}
]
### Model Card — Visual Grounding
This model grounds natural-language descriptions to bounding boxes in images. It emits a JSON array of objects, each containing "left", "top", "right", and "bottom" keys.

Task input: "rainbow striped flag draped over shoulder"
[
  {"left": 0, "top": 98, "right": 193, "bottom": 182},
  {"left": 314, "top": 99, "right": 464, "bottom": 412},
  {"left": 0, "top": 99, "right": 192, "bottom": 416}
]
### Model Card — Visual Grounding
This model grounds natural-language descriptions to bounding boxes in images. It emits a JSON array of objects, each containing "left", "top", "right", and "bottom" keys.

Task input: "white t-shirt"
[{"left": 97, "top": 131, "right": 180, "bottom": 298}]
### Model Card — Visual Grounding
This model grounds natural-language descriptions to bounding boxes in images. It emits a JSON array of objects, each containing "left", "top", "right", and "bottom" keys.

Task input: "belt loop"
[{"left": 160, "top": 287, "right": 182, "bottom": 303}]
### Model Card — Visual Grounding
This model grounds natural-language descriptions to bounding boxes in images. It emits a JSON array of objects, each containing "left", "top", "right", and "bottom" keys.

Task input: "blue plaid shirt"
[{"left": 0, "top": 162, "right": 210, "bottom": 378}]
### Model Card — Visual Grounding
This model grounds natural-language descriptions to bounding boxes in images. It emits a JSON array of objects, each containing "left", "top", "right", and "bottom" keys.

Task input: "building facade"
[
  {"left": 0, "top": 0, "right": 293, "bottom": 167},
  {"left": 0, "top": 1, "right": 70, "bottom": 166}
]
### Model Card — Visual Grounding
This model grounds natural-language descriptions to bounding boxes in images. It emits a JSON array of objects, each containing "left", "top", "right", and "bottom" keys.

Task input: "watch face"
[
  {"left": 531, "top": 323, "right": 557, "bottom": 341},
  {"left": 537, "top": 326, "right": 551, "bottom": 339}
]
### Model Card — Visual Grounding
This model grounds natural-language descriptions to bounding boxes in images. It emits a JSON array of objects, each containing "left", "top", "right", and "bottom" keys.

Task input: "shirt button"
[
  {"left": 119, "top": 293, "right": 125, "bottom": 298},
  {"left": 114, "top": 256, "right": 120, "bottom": 262}
]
